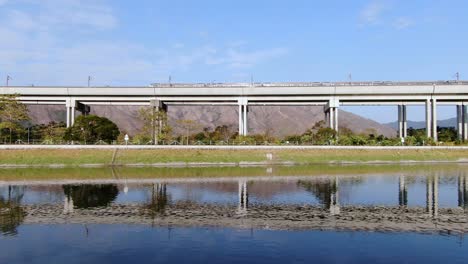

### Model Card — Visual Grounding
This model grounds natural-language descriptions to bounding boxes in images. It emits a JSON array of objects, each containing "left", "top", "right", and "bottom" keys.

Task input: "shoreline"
[{"left": 0, "top": 159, "right": 468, "bottom": 169}]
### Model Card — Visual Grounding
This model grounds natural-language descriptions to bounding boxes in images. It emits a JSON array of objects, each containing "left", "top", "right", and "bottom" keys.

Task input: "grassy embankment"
[{"left": 0, "top": 148, "right": 467, "bottom": 167}]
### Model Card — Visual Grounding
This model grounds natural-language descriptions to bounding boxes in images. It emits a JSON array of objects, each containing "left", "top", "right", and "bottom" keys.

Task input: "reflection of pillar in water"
[
  {"left": 149, "top": 183, "right": 168, "bottom": 215},
  {"left": 426, "top": 175, "right": 439, "bottom": 217},
  {"left": 329, "top": 177, "right": 340, "bottom": 215},
  {"left": 63, "top": 195, "right": 74, "bottom": 214},
  {"left": 237, "top": 180, "right": 248, "bottom": 214},
  {"left": 399, "top": 175, "right": 408, "bottom": 206},
  {"left": 458, "top": 173, "right": 468, "bottom": 210},
  {"left": 426, "top": 176, "right": 432, "bottom": 215},
  {"left": 434, "top": 174, "right": 439, "bottom": 217}
]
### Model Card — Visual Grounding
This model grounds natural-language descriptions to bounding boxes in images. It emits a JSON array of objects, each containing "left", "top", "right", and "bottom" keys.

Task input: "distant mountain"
[
  {"left": 27, "top": 105, "right": 397, "bottom": 138},
  {"left": 385, "top": 118, "right": 457, "bottom": 130}
]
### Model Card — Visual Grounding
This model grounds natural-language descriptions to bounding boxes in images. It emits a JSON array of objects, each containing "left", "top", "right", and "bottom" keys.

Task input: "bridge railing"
[{"left": 150, "top": 80, "right": 468, "bottom": 88}]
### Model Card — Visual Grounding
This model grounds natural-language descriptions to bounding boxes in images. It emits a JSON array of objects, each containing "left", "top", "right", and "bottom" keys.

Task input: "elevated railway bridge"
[{"left": 1, "top": 81, "right": 468, "bottom": 142}]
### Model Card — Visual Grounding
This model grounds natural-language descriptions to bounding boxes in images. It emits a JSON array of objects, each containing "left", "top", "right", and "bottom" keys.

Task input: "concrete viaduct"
[{"left": 1, "top": 81, "right": 468, "bottom": 142}]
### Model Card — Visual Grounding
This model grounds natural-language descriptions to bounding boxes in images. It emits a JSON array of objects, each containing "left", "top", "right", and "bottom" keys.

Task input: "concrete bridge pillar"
[
  {"left": 238, "top": 98, "right": 248, "bottom": 136},
  {"left": 425, "top": 99, "right": 432, "bottom": 138},
  {"left": 398, "top": 105, "right": 408, "bottom": 138},
  {"left": 65, "top": 98, "right": 76, "bottom": 128},
  {"left": 66, "top": 99, "right": 92, "bottom": 128},
  {"left": 425, "top": 99, "right": 438, "bottom": 141},
  {"left": 431, "top": 99, "right": 438, "bottom": 142},
  {"left": 324, "top": 99, "right": 339, "bottom": 132},
  {"left": 463, "top": 105, "right": 468, "bottom": 141},
  {"left": 457, "top": 105, "right": 464, "bottom": 141}
]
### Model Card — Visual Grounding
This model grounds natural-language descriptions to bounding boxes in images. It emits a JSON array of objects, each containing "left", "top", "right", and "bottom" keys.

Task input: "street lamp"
[{"left": 6, "top": 75, "right": 12, "bottom": 86}]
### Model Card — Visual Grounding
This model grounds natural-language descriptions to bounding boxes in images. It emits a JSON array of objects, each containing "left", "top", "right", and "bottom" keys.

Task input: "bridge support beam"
[
  {"left": 324, "top": 99, "right": 339, "bottom": 132},
  {"left": 238, "top": 98, "right": 248, "bottom": 136},
  {"left": 463, "top": 105, "right": 468, "bottom": 141},
  {"left": 66, "top": 99, "right": 92, "bottom": 128},
  {"left": 457, "top": 105, "right": 463, "bottom": 141},
  {"left": 65, "top": 99, "right": 76, "bottom": 128},
  {"left": 398, "top": 105, "right": 408, "bottom": 138},
  {"left": 425, "top": 99, "right": 438, "bottom": 141},
  {"left": 431, "top": 99, "right": 438, "bottom": 142},
  {"left": 76, "top": 102, "right": 91, "bottom": 116},
  {"left": 425, "top": 99, "right": 431, "bottom": 138}
]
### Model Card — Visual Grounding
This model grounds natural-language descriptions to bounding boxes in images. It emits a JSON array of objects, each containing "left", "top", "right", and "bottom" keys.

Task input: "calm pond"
[{"left": 1, "top": 164, "right": 468, "bottom": 263}]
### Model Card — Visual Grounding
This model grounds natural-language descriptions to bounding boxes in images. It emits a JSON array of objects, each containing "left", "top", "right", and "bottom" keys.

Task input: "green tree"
[
  {"left": 313, "top": 127, "right": 337, "bottom": 145},
  {"left": 31, "top": 122, "right": 67, "bottom": 142},
  {"left": 176, "top": 119, "right": 201, "bottom": 145},
  {"left": 408, "top": 127, "right": 434, "bottom": 145},
  {"left": 137, "top": 107, "right": 171, "bottom": 144},
  {"left": 438, "top": 127, "right": 457, "bottom": 143},
  {"left": 64, "top": 115, "right": 120, "bottom": 143},
  {"left": 209, "top": 125, "right": 235, "bottom": 142},
  {"left": 0, "top": 95, "right": 30, "bottom": 143},
  {"left": 0, "top": 186, "right": 26, "bottom": 236}
]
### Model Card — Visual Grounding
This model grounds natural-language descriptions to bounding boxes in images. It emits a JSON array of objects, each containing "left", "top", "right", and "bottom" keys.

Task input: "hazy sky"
[{"left": 0, "top": 0, "right": 466, "bottom": 122}]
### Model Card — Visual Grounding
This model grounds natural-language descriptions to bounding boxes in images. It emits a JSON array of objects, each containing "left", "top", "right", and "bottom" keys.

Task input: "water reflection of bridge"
[
  {"left": 236, "top": 173, "right": 468, "bottom": 217},
  {"left": 3, "top": 175, "right": 468, "bottom": 236},
  {"left": 33, "top": 172, "right": 468, "bottom": 218},
  {"left": 4, "top": 172, "right": 468, "bottom": 236}
]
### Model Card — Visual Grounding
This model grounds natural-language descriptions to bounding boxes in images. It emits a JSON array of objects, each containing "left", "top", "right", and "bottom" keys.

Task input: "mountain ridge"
[
  {"left": 27, "top": 105, "right": 397, "bottom": 138},
  {"left": 385, "top": 118, "right": 457, "bottom": 130}
]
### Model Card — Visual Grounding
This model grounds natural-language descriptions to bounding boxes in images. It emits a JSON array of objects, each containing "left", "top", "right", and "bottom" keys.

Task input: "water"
[{"left": 1, "top": 164, "right": 468, "bottom": 263}]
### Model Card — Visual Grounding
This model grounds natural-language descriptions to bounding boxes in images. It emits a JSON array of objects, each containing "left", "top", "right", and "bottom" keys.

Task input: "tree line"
[{"left": 0, "top": 95, "right": 463, "bottom": 145}]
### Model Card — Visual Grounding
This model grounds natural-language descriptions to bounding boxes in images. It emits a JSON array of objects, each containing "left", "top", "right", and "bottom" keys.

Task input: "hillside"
[
  {"left": 27, "top": 105, "right": 397, "bottom": 138},
  {"left": 385, "top": 118, "right": 457, "bottom": 130}
]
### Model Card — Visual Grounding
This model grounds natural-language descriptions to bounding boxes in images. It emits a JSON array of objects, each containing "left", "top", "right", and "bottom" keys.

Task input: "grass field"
[{"left": 0, "top": 148, "right": 467, "bottom": 167}]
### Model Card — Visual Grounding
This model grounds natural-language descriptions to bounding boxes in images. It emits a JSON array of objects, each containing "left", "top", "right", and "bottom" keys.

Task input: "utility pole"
[
  {"left": 348, "top": 73, "right": 352, "bottom": 84},
  {"left": 455, "top": 72, "right": 460, "bottom": 82},
  {"left": 88, "top": 76, "right": 92, "bottom": 87},
  {"left": 6, "top": 75, "right": 12, "bottom": 86}
]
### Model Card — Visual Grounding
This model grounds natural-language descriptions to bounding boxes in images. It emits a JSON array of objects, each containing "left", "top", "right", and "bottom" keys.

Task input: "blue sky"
[{"left": 0, "top": 0, "right": 466, "bottom": 122}]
